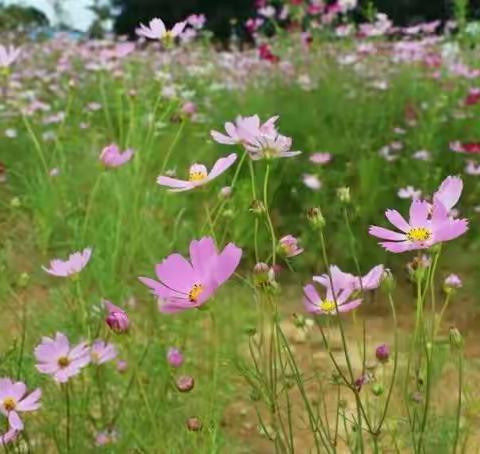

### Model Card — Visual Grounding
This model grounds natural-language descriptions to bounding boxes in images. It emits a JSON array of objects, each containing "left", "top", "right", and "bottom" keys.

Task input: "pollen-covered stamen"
[
  {"left": 407, "top": 227, "right": 432, "bottom": 242},
  {"left": 189, "top": 164, "right": 208, "bottom": 182},
  {"left": 3, "top": 398, "right": 16, "bottom": 412},
  {"left": 58, "top": 356, "right": 71, "bottom": 368},
  {"left": 188, "top": 284, "right": 204, "bottom": 303},
  {"left": 320, "top": 300, "right": 336, "bottom": 314}
]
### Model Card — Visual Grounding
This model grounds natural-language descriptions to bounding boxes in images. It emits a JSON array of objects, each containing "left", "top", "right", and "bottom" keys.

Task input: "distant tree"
[
  {"left": 0, "top": 4, "right": 49, "bottom": 31},
  {"left": 88, "top": 0, "right": 115, "bottom": 38}
]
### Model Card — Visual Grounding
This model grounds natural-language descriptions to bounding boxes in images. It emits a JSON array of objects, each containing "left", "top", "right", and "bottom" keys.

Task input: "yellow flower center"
[
  {"left": 407, "top": 227, "right": 431, "bottom": 242},
  {"left": 3, "top": 398, "right": 16, "bottom": 412},
  {"left": 189, "top": 170, "right": 208, "bottom": 182},
  {"left": 188, "top": 284, "right": 204, "bottom": 303},
  {"left": 320, "top": 300, "right": 336, "bottom": 313},
  {"left": 58, "top": 356, "right": 71, "bottom": 368}
]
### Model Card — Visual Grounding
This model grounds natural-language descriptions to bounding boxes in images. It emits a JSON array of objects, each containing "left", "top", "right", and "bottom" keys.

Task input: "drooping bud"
[
  {"left": 371, "top": 383, "right": 384, "bottom": 397},
  {"left": 250, "top": 199, "right": 265, "bottom": 215},
  {"left": 380, "top": 269, "right": 396, "bottom": 293}
]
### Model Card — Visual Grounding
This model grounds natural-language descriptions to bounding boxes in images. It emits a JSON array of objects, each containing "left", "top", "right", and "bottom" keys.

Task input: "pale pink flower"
[
  {"left": 0, "top": 379, "right": 41, "bottom": 431},
  {"left": 309, "top": 152, "right": 331, "bottom": 165},
  {"left": 279, "top": 235, "right": 304, "bottom": 257},
  {"left": 314, "top": 265, "right": 384, "bottom": 293},
  {"left": 210, "top": 115, "right": 278, "bottom": 146},
  {"left": 157, "top": 153, "right": 237, "bottom": 192},
  {"left": 136, "top": 18, "right": 187, "bottom": 40},
  {"left": 302, "top": 174, "right": 322, "bottom": 190},
  {"left": 100, "top": 144, "right": 134, "bottom": 168},
  {"left": 0, "top": 45, "right": 21, "bottom": 68},
  {"left": 398, "top": 186, "right": 421, "bottom": 200},
  {"left": 433, "top": 176, "right": 463, "bottom": 211},
  {"left": 90, "top": 340, "right": 118, "bottom": 365},
  {"left": 42, "top": 248, "right": 92, "bottom": 277},
  {"left": 303, "top": 283, "right": 362, "bottom": 315},
  {"left": 444, "top": 273, "right": 462, "bottom": 289},
  {"left": 34, "top": 333, "right": 90, "bottom": 383}
]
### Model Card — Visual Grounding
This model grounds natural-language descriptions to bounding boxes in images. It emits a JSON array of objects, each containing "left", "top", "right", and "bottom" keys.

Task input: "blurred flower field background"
[{"left": 2, "top": 0, "right": 480, "bottom": 452}]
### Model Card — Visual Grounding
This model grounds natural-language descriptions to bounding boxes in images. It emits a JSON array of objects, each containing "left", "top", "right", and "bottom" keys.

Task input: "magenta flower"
[
  {"left": 303, "top": 283, "right": 362, "bottom": 315},
  {"left": 157, "top": 153, "right": 237, "bottom": 192},
  {"left": 167, "top": 347, "right": 184, "bottom": 367},
  {"left": 314, "top": 265, "right": 384, "bottom": 292},
  {"left": 90, "top": 340, "right": 118, "bottom": 365},
  {"left": 99, "top": 144, "right": 134, "bottom": 168},
  {"left": 104, "top": 301, "right": 130, "bottom": 333},
  {"left": 139, "top": 236, "right": 242, "bottom": 313},
  {"left": 433, "top": 176, "right": 463, "bottom": 212},
  {"left": 0, "top": 45, "right": 21, "bottom": 69},
  {"left": 210, "top": 115, "right": 278, "bottom": 146},
  {"left": 369, "top": 199, "right": 468, "bottom": 253},
  {"left": 135, "top": 18, "right": 186, "bottom": 40},
  {"left": 0, "top": 379, "right": 41, "bottom": 431},
  {"left": 34, "top": 333, "right": 90, "bottom": 383},
  {"left": 279, "top": 235, "right": 304, "bottom": 258},
  {"left": 42, "top": 248, "right": 92, "bottom": 277},
  {"left": 375, "top": 344, "right": 390, "bottom": 363}
]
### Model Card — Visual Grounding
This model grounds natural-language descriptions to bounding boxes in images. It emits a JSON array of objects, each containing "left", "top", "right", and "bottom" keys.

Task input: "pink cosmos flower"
[
  {"left": 465, "top": 160, "right": 480, "bottom": 175},
  {"left": 245, "top": 133, "right": 301, "bottom": 160},
  {"left": 157, "top": 153, "right": 237, "bottom": 192},
  {"left": 210, "top": 115, "right": 278, "bottom": 146},
  {"left": 309, "top": 152, "right": 332, "bottom": 165},
  {"left": 444, "top": 273, "right": 462, "bottom": 289},
  {"left": 303, "top": 283, "right": 362, "bottom": 315},
  {"left": 34, "top": 333, "right": 90, "bottom": 383},
  {"left": 104, "top": 301, "right": 130, "bottom": 333},
  {"left": 99, "top": 144, "right": 134, "bottom": 168},
  {"left": 369, "top": 199, "right": 468, "bottom": 253},
  {"left": 0, "top": 379, "right": 41, "bottom": 431},
  {"left": 135, "top": 18, "right": 187, "bottom": 40},
  {"left": 90, "top": 340, "right": 118, "bottom": 365},
  {"left": 279, "top": 235, "right": 304, "bottom": 257},
  {"left": 433, "top": 176, "right": 463, "bottom": 211},
  {"left": 0, "top": 45, "right": 21, "bottom": 68},
  {"left": 139, "top": 236, "right": 242, "bottom": 313},
  {"left": 95, "top": 429, "right": 118, "bottom": 446},
  {"left": 42, "top": 248, "right": 92, "bottom": 277},
  {"left": 314, "top": 265, "right": 384, "bottom": 292}
]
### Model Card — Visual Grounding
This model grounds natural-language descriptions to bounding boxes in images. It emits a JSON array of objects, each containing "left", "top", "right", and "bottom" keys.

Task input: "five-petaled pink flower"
[
  {"left": 0, "top": 379, "right": 41, "bottom": 431},
  {"left": 42, "top": 248, "right": 92, "bottom": 277},
  {"left": 90, "top": 340, "right": 118, "bottom": 365},
  {"left": 369, "top": 199, "right": 468, "bottom": 253},
  {"left": 139, "top": 236, "right": 242, "bottom": 313},
  {"left": 314, "top": 265, "right": 384, "bottom": 292},
  {"left": 34, "top": 333, "right": 91, "bottom": 383},
  {"left": 210, "top": 115, "right": 278, "bottom": 145},
  {"left": 303, "top": 282, "right": 362, "bottom": 315},
  {"left": 157, "top": 153, "right": 237, "bottom": 192},
  {"left": 100, "top": 144, "right": 134, "bottom": 168},
  {"left": 136, "top": 18, "right": 187, "bottom": 40}
]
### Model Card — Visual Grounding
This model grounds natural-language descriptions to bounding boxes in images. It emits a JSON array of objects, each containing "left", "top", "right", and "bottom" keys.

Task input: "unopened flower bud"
[
  {"left": 186, "top": 417, "right": 202, "bottom": 431},
  {"left": 250, "top": 199, "right": 265, "bottom": 215},
  {"left": 176, "top": 375, "right": 195, "bottom": 393},
  {"left": 410, "top": 391, "right": 423, "bottom": 404},
  {"left": 167, "top": 347, "right": 184, "bottom": 368},
  {"left": 219, "top": 186, "right": 232, "bottom": 199},
  {"left": 449, "top": 327, "right": 464, "bottom": 350},
  {"left": 307, "top": 207, "right": 325, "bottom": 229},
  {"left": 443, "top": 273, "right": 462, "bottom": 294},
  {"left": 337, "top": 186, "right": 351, "bottom": 203},
  {"left": 17, "top": 272, "right": 30, "bottom": 288},
  {"left": 371, "top": 383, "right": 384, "bottom": 396},
  {"left": 253, "top": 262, "right": 277, "bottom": 292},
  {"left": 278, "top": 235, "right": 303, "bottom": 258},
  {"left": 10, "top": 197, "right": 21, "bottom": 208},
  {"left": 375, "top": 344, "right": 390, "bottom": 363},
  {"left": 380, "top": 269, "right": 396, "bottom": 293},
  {"left": 116, "top": 360, "right": 128, "bottom": 373},
  {"left": 104, "top": 301, "right": 130, "bottom": 333}
]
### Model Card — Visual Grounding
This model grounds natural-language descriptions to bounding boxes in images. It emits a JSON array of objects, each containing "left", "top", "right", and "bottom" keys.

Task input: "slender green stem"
[
  {"left": 263, "top": 164, "right": 276, "bottom": 266},
  {"left": 64, "top": 384, "right": 71, "bottom": 452},
  {"left": 453, "top": 352, "right": 464, "bottom": 453}
]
